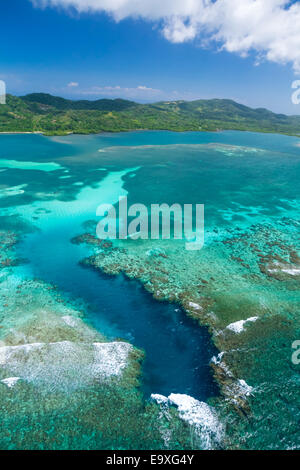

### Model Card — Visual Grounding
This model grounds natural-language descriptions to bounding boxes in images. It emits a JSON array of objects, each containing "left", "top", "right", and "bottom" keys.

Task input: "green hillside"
[{"left": 0, "top": 93, "right": 300, "bottom": 136}]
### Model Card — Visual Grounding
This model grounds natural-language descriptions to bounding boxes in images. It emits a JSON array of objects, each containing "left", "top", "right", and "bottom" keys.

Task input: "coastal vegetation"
[{"left": 1, "top": 93, "right": 300, "bottom": 136}]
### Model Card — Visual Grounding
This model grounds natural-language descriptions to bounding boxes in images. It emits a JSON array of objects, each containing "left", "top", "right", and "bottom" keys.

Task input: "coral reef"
[{"left": 75, "top": 216, "right": 300, "bottom": 449}]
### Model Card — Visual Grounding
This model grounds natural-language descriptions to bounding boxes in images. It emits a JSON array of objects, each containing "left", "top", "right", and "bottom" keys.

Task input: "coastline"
[
  {"left": 0, "top": 128, "right": 300, "bottom": 138},
  {"left": 0, "top": 131, "right": 44, "bottom": 134}
]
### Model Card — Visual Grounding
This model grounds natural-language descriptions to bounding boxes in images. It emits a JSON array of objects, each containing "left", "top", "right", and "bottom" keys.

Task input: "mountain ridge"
[{"left": 0, "top": 93, "right": 299, "bottom": 136}]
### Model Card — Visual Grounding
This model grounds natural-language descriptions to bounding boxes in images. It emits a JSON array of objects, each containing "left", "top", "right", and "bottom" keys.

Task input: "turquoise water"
[
  {"left": 18, "top": 228, "right": 218, "bottom": 399},
  {"left": 0, "top": 132, "right": 223, "bottom": 400},
  {"left": 0, "top": 130, "right": 299, "bottom": 449}
]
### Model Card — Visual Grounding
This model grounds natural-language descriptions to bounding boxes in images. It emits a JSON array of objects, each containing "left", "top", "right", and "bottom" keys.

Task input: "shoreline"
[
  {"left": 0, "top": 131, "right": 44, "bottom": 135},
  {"left": 0, "top": 128, "right": 300, "bottom": 138}
]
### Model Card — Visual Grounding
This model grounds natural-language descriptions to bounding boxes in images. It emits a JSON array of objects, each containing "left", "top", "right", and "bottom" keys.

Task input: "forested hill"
[{"left": 0, "top": 92, "right": 300, "bottom": 136}]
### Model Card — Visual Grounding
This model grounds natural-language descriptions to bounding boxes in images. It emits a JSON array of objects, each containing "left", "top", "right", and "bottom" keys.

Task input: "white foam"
[
  {"left": 1, "top": 377, "right": 20, "bottom": 388},
  {"left": 226, "top": 316, "right": 258, "bottom": 334},
  {"left": 151, "top": 393, "right": 224, "bottom": 449},
  {"left": 0, "top": 340, "right": 133, "bottom": 391},
  {"left": 188, "top": 302, "right": 202, "bottom": 311},
  {"left": 237, "top": 379, "right": 253, "bottom": 397},
  {"left": 151, "top": 393, "right": 169, "bottom": 405},
  {"left": 0, "top": 342, "right": 44, "bottom": 366},
  {"left": 267, "top": 263, "right": 300, "bottom": 276},
  {"left": 211, "top": 352, "right": 224, "bottom": 365},
  {"left": 92, "top": 342, "right": 133, "bottom": 378},
  {"left": 281, "top": 268, "right": 300, "bottom": 275}
]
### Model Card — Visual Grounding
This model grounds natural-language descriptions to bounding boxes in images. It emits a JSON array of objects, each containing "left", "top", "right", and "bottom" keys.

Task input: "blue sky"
[{"left": 0, "top": 0, "right": 299, "bottom": 114}]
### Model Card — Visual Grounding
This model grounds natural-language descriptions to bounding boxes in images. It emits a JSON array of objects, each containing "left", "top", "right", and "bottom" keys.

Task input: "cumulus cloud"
[
  {"left": 31, "top": 0, "right": 300, "bottom": 72},
  {"left": 67, "top": 81, "right": 79, "bottom": 87}
]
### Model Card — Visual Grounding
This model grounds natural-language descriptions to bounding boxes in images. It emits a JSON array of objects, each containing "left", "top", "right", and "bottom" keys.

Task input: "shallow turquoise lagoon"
[
  {"left": 0, "top": 132, "right": 227, "bottom": 400},
  {"left": 0, "top": 130, "right": 299, "bottom": 449}
]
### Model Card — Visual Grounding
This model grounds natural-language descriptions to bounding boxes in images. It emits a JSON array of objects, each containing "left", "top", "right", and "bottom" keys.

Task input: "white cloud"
[
  {"left": 32, "top": 0, "right": 300, "bottom": 72},
  {"left": 71, "top": 84, "right": 162, "bottom": 100},
  {"left": 67, "top": 81, "right": 79, "bottom": 87}
]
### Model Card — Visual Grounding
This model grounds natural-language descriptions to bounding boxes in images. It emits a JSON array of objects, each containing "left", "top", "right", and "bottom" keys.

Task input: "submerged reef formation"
[
  {"left": 0, "top": 230, "right": 19, "bottom": 272},
  {"left": 0, "top": 132, "right": 299, "bottom": 450},
  {"left": 151, "top": 393, "right": 224, "bottom": 450},
  {"left": 75, "top": 216, "right": 300, "bottom": 450},
  {"left": 0, "top": 226, "right": 217, "bottom": 450}
]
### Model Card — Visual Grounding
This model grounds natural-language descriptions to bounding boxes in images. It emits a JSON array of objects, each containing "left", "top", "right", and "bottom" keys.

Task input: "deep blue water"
[
  {"left": 18, "top": 226, "right": 218, "bottom": 400},
  {"left": 5, "top": 129, "right": 299, "bottom": 402}
]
